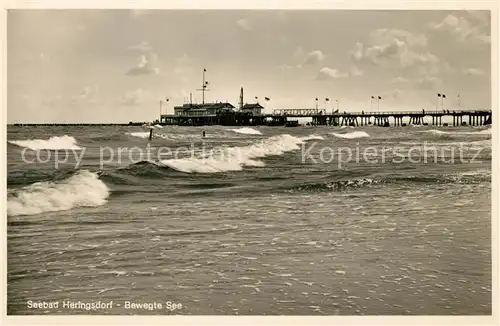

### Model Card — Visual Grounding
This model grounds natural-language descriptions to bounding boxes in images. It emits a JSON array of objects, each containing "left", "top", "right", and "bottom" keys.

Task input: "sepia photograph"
[{"left": 3, "top": 3, "right": 496, "bottom": 322}]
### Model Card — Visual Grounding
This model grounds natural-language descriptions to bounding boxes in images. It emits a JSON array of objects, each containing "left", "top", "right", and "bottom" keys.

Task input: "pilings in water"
[{"left": 374, "top": 116, "right": 390, "bottom": 127}]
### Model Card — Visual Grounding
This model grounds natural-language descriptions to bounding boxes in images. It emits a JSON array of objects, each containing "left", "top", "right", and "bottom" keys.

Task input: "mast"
[
  {"left": 196, "top": 68, "right": 210, "bottom": 104},
  {"left": 239, "top": 87, "right": 244, "bottom": 110}
]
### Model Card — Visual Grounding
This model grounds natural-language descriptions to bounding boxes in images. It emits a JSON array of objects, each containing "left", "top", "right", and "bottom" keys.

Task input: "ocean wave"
[
  {"left": 287, "top": 178, "right": 378, "bottom": 192},
  {"left": 420, "top": 129, "right": 491, "bottom": 136},
  {"left": 126, "top": 131, "right": 172, "bottom": 140},
  {"left": 8, "top": 135, "right": 82, "bottom": 150},
  {"left": 153, "top": 124, "right": 163, "bottom": 129},
  {"left": 301, "top": 135, "right": 324, "bottom": 141},
  {"left": 126, "top": 132, "right": 150, "bottom": 139},
  {"left": 330, "top": 131, "right": 370, "bottom": 139},
  {"left": 159, "top": 134, "right": 306, "bottom": 173},
  {"left": 286, "top": 171, "right": 491, "bottom": 193},
  {"left": 229, "top": 127, "right": 262, "bottom": 135},
  {"left": 7, "top": 170, "right": 109, "bottom": 216}
]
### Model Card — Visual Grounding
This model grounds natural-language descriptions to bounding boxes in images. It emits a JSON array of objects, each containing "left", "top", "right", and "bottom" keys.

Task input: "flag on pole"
[
  {"left": 442, "top": 94, "right": 446, "bottom": 98},
  {"left": 203, "top": 68, "right": 207, "bottom": 72},
  {"left": 438, "top": 93, "right": 441, "bottom": 97},
  {"left": 325, "top": 98, "right": 330, "bottom": 101},
  {"left": 371, "top": 96, "right": 374, "bottom": 99},
  {"left": 265, "top": 97, "right": 270, "bottom": 101},
  {"left": 165, "top": 98, "right": 169, "bottom": 102},
  {"left": 315, "top": 98, "right": 318, "bottom": 101},
  {"left": 378, "top": 96, "right": 382, "bottom": 100}
]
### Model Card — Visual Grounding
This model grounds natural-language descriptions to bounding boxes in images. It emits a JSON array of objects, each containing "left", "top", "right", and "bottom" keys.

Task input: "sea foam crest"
[
  {"left": 7, "top": 170, "right": 110, "bottom": 216},
  {"left": 127, "top": 132, "right": 150, "bottom": 139},
  {"left": 330, "top": 131, "right": 370, "bottom": 139},
  {"left": 420, "top": 129, "right": 491, "bottom": 135},
  {"left": 301, "top": 135, "right": 324, "bottom": 141},
  {"left": 229, "top": 127, "right": 262, "bottom": 135},
  {"left": 160, "top": 134, "right": 308, "bottom": 173},
  {"left": 9, "top": 135, "right": 82, "bottom": 150}
]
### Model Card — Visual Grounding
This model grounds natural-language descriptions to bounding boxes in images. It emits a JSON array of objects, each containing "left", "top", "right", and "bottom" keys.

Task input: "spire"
[{"left": 239, "top": 87, "right": 244, "bottom": 110}]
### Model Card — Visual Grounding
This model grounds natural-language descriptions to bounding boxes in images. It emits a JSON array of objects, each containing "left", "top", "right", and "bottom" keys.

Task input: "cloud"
[
  {"left": 71, "top": 85, "right": 99, "bottom": 103},
  {"left": 466, "top": 10, "right": 490, "bottom": 26},
  {"left": 317, "top": 67, "right": 348, "bottom": 80},
  {"left": 126, "top": 54, "right": 159, "bottom": 76},
  {"left": 128, "top": 41, "right": 153, "bottom": 53},
  {"left": 120, "top": 89, "right": 147, "bottom": 106},
  {"left": 382, "top": 89, "right": 403, "bottom": 101},
  {"left": 371, "top": 29, "right": 428, "bottom": 49},
  {"left": 42, "top": 95, "right": 63, "bottom": 107},
  {"left": 429, "top": 14, "right": 490, "bottom": 44},
  {"left": 304, "top": 50, "right": 326, "bottom": 65},
  {"left": 415, "top": 76, "right": 442, "bottom": 90},
  {"left": 462, "top": 68, "right": 485, "bottom": 76},
  {"left": 236, "top": 19, "right": 252, "bottom": 31},
  {"left": 351, "top": 28, "right": 446, "bottom": 76},
  {"left": 349, "top": 65, "right": 364, "bottom": 77},
  {"left": 363, "top": 38, "right": 405, "bottom": 65},
  {"left": 351, "top": 42, "right": 364, "bottom": 62},
  {"left": 391, "top": 76, "right": 409, "bottom": 84}
]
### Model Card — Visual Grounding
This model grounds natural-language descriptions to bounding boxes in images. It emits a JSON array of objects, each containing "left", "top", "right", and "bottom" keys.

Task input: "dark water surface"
[{"left": 6, "top": 125, "right": 492, "bottom": 315}]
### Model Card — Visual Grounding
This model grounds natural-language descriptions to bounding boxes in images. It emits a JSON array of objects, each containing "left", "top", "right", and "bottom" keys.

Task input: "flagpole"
[
  {"left": 370, "top": 97, "right": 373, "bottom": 111},
  {"left": 458, "top": 93, "right": 461, "bottom": 110},
  {"left": 377, "top": 97, "right": 380, "bottom": 113}
]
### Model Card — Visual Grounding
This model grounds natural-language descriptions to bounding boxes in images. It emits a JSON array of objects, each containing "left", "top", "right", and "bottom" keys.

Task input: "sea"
[{"left": 6, "top": 124, "right": 492, "bottom": 315}]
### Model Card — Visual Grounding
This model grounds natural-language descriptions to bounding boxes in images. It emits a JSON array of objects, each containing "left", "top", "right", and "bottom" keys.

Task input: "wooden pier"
[{"left": 160, "top": 109, "right": 492, "bottom": 127}]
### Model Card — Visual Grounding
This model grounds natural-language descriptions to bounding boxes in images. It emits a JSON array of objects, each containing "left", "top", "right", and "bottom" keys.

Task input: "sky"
[{"left": 7, "top": 9, "right": 492, "bottom": 123}]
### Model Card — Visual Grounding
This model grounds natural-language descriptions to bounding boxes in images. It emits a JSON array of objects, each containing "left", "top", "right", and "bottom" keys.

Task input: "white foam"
[
  {"left": 7, "top": 170, "right": 110, "bottom": 216},
  {"left": 160, "top": 134, "right": 304, "bottom": 173},
  {"left": 9, "top": 135, "right": 82, "bottom": 150},
  {"left": 330, "top": 131, "right": 370, "bottom": 139},
  {"left": 301, "top": 135, "right": 324, "bottom": 141},
  {"left": 420, "top": 129, "right": 491, "bottom": 135},
  {"left": 126, "top": 132, "right": 150, "bottom": 138},
  {"left": 153, "top": 124, "right": 163, "bottom": 129},
  {"left": 229, "top": 127, "right": 262, "bottom": 135}
]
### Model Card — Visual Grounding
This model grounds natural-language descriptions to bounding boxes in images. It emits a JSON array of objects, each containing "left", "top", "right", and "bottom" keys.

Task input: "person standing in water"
[
  {"left": 202, "top": 130, "right": 206, "bottom": 138},
  {"left": 148, "top": 126, "right": 154, "bottom": 141}
]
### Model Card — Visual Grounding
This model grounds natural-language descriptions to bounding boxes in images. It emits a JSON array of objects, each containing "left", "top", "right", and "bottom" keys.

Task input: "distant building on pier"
[
  {"left": 241, "top": 103, "right": 264, "bottom": 116},
  {"left": 173, "top": 102, "right": 235, "bottom": 117}
]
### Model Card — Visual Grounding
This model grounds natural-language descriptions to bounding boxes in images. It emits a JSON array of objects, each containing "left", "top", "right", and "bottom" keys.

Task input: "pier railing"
[{"left": 269, "top": 109, "right": 491, "bottom": 116}]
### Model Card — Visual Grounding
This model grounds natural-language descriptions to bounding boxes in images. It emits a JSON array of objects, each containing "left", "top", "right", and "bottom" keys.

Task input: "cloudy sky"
[{"left": 7, "top": 9, "right": 491, "bottom": 123}]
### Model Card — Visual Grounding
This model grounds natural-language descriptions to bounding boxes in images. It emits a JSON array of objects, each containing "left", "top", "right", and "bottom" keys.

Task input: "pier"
[{"left": 160, "top": 109, "right": 492, "bottom": 127}]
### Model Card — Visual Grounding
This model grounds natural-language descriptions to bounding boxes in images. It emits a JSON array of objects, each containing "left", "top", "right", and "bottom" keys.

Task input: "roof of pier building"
[
  {"left": 174, "top": 102, "right": 235, "bottom": 111},
  {"left": 241, "top": 103, "right": 264, "bottom": 110}
]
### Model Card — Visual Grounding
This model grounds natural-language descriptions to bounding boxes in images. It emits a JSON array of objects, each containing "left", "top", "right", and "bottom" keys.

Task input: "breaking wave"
[
  {"left": 229, "top": 127, "right": 262, "bottom": 135},
  {"left": 420, "top": 129, "right": 491, "bottom": 136},
  {"left": 286, "top": 170, "right": 491, "bottom": 193},
  {"left": 159, "top": 134, "right": 308, "bottom": 173},
  {"left": 126, "top": 132, "right": 150, "bottom": 139},
  {"left": 8, "top": 135, "right": 82, "bottom": 150},
  {"left": 301, "top": 135, "right": 324, "bottom": 141},
  {"left": 7, "top": 170, "right": 110, "bottom": 216},
  {"left": 330, "top": 131, "right": 370, "bottom": 139}
]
